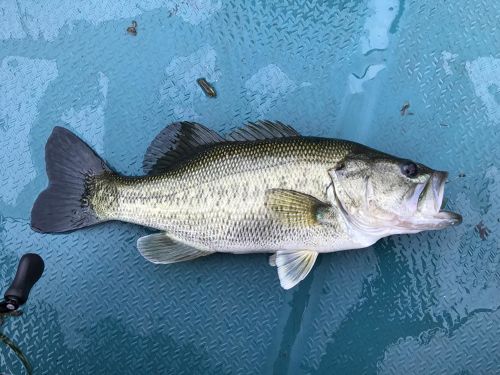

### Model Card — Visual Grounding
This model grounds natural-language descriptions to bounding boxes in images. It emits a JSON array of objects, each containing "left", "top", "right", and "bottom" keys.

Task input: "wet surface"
[{"left": 1, "top": 0, "right": 499, "bottom": 374}]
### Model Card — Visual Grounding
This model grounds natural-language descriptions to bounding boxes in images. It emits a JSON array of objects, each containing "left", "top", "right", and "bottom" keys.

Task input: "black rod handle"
[{"left": 4, "top": 253, "right": 44, "bottom": 306}]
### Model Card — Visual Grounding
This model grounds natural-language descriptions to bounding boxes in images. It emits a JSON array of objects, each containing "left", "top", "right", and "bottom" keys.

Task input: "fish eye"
[{"left": 401, "top": 161, "right": 418, "bottom": 178}]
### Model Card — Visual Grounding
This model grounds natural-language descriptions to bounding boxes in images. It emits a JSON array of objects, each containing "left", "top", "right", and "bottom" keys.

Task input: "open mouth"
[
  {"left": 417, "top": 171, "right": 462, "bottom": 227},
  {"left": 330, "top": 166, "right": 463, "bottom": 234}
]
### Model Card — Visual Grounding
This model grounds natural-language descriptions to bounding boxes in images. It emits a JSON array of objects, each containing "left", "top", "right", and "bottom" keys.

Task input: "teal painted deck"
[{"left": 0, "top": 0, "right": 499, "bottom": 374}]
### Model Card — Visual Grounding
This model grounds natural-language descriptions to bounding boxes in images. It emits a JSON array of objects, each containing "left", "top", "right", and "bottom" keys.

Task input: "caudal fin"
[{"left": 31, "top": 127, "right": 111, "bottom": 233}]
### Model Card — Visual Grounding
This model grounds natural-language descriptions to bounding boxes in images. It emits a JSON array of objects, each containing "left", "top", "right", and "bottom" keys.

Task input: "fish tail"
[{"left": 31, "top": 127, "right": 111, "bottom": 233}]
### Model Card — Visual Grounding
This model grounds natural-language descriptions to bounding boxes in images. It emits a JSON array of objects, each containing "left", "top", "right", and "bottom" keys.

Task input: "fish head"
[{"left": 328, "top": 148, "right": 462, "bottom": 236}]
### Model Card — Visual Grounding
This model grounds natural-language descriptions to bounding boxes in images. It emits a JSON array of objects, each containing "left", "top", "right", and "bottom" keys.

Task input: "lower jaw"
[
  {"left": 368, "top": 208, "right": 463, "bottom": 233},
  {"left": 401, "top": 210, "right": 463, "bottom": 231},
  {"left": 434, "top": 210, "right": 463, "bottom": 225}
]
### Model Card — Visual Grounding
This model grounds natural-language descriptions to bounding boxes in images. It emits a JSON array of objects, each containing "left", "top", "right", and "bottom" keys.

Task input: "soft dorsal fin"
[
  {"left": 225, "top": 120, "right": 300, "bottom": 141},
  {"left": 143, "top": 122, "right": 224, "bottom": 175}
]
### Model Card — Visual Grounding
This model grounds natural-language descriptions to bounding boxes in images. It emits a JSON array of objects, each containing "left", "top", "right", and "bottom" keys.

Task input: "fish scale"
[{"left": 92, "top": 138, "right": 353, "bottom": 252}]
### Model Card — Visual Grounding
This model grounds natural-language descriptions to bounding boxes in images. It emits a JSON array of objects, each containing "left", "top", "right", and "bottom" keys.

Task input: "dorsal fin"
[
  {"left": 143, "top": 122, "right": 224, "bottom": 175},
  {"left": 225, "top": 120, "right": 300, "bottom": 141}
]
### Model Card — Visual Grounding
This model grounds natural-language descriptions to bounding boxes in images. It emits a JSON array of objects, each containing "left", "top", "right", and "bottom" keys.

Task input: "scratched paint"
[
  {"left": 0, "top": 0, "right": 222, "bottom": 41},
  {"left": 348, "top": 64, "right": 386, "bottom": 94},
  {"left": 466, "top": 56, "right": 500, "bottom": 124},
  {"left": 441, "top": 51, "right": 458, "bottom": 75},
  {"left": 0, "top": 56, "right": 58, "bottom": 207},
  {"left": 60, "top": 72, "right": 109, "bottom": 155},
  {"left": 360, "top": 0, "right": 400, "bottom": 54},
  {"left": 245, "top": 64, "right": 310, "bottom": 115}
]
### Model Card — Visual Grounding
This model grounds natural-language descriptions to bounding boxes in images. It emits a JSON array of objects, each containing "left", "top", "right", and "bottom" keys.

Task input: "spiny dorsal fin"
[
  {"left": 137, "top": 232, "right": 214, "bottom": 264},
  {"left": 271, "top": 250, "right": 318, "bottom": 289},
  {"left": 266, "top": 189, "right": 331, "bottom": 227},
  {"left": 225, "top": 120, "right": 300, "bottom": 141},
  {"left": 143, "top": 122, "right": 224, "bottom": 175}
]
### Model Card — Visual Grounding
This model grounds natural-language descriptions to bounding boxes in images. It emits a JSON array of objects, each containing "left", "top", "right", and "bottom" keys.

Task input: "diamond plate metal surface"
[{"left": 0, "top": 0, "right": 499, "bottom": 374}]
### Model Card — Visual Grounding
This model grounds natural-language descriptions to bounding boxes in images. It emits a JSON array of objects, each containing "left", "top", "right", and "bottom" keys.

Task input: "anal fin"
[
  {"left": 272, "top": 250, "right": 318, "bottom": 289},
  {"left": 137, "top": 233, "right": 213, "bottom": 264}
]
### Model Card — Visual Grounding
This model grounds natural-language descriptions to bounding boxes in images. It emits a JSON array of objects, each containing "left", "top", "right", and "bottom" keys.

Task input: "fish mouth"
[
  {"left": 416, "top": 171, "right": 462, "bottom": 229},
  {"left": 330, "top": 166, "right": 462, "bottom": 235}
]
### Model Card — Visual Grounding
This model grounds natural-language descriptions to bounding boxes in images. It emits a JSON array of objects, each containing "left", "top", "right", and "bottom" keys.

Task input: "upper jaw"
[{"left": 415, "top": 171, "right": 462, "bottom": 229}]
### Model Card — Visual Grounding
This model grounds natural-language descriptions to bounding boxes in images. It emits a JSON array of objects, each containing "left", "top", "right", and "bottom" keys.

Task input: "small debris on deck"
[
  {"left": 169, "top": 4, "right": 179, "bottom": 17},
  {"left": 400, "top": 101, "right": 414, "bottom": 116},
  {"left": 475, "top": 221, "right": 490, "bottom": 240},
  {"left": 127, "top": 21, "right": 138, "bottom": 36},
  {"left": 197, "top": 78, "right": 217, "bottom": 97}
]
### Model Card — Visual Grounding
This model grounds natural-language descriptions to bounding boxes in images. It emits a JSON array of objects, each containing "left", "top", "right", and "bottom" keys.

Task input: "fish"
[{"left": 31, "top": 121, "right": 462, "bottom": 289}]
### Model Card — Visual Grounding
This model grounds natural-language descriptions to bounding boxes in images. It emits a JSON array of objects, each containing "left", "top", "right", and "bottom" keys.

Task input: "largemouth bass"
[{"left": 31, "top": 121, "right": 462, "bottom": 289}]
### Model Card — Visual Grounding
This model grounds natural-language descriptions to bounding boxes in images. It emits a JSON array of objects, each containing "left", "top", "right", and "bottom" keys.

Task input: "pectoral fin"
[
  {"left": 266, "top": 189, "right": 331, "bottom": 227},
  {"left": 137, "top": 233, "right": 213, "bottom": 264},
  {"left": 271, "top": 250, "right": 318, "bottom": 289}
]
